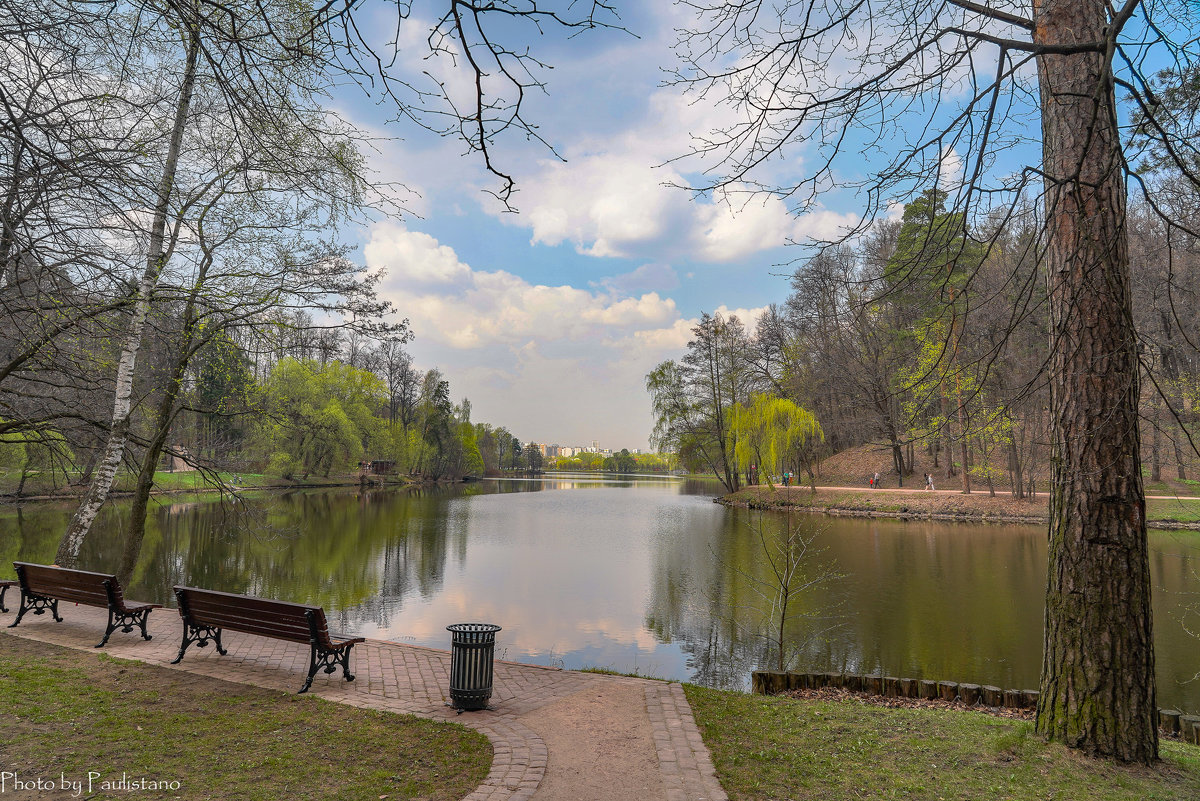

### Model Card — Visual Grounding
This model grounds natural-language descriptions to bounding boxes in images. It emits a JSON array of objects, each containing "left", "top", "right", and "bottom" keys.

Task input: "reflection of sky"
[
  {"left": 352, "top": 477, "right": 717, "bottom": 679},
  {"left": 4, "top": 480, "right": 1199, "bottom": 711}
]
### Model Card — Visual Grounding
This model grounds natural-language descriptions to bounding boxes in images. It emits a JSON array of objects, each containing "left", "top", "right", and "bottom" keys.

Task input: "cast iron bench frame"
[
  {"left": 0, "top": 579, "right": 14, "bottom": 612},
  {"left": 7, "top": 562, "right": 161, "bottom": 647},
  {"left": 171, "top": 586, "right": 364, "bottom": 694}
]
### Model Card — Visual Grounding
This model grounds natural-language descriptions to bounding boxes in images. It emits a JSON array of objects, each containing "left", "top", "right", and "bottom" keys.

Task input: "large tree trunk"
[
  {"left": 1034, "top": 0, "right": 1157, "bottom": 763},
  {"left": 54, "top": 24, "right": 200, "bottom": 567}
]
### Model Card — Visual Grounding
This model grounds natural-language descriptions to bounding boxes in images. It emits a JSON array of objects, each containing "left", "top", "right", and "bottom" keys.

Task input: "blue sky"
[{"left": 337, "top": 4, "right": 865, "bottom": 451}]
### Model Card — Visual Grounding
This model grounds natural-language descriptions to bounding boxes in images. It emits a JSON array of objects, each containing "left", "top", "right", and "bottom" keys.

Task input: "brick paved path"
[{"left": 2, "top": 604, "right": 727, "bottom": 801}]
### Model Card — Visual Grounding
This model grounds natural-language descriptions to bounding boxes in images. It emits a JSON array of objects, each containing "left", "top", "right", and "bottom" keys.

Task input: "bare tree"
[
  {"left": 32, "top": 0, "right": 621, "bottom": 565},
  {"left": 670, "top": 0, "right": 1194, "bottom": 762}
]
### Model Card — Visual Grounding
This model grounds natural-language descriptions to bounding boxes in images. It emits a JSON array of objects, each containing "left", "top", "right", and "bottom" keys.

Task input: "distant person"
[
  {"left": 873, "top": 472, "right": 880, "bottom": 489},
  {"left": 925, "top": 473, "right": 935, "bottom": 491}
]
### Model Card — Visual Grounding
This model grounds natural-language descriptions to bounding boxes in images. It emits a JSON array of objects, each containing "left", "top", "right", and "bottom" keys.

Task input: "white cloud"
[
  {"left": 371, "top": 222, "right": 680, "bottom": 349},
  {"left": 366, "top": 223, "right": 777, "bottom": 448},
  {"left": 595, "top": 263, "right": 679, "bottom": 294},
  {"left": 497, "top": 89, "right": 854, "bottom": 263},
  {"left": 938, "top": 146, "right": 964, "bottom": 191}
]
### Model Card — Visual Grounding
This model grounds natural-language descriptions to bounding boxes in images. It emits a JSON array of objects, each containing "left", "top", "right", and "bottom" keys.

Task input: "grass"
[
  {"left": 0, "top": 635, "right": 490, "bottom": 801},
  {"left": 578, "top": 665, "right": 669, "bottom": 680},
  {"left": 685, "top": 685, "right": 1200, "bottom": 801},
  {"left": 1147, "top": 497, "right": 1200, "bottom": 523}
]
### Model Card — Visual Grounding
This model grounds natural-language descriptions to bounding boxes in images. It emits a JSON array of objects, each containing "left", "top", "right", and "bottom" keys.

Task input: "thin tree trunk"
[
  {"left": 940, "top": 393, "right": 954, "bottom": 479},
  {"left": 1034, "top": 0, "right": 1157, "bottom": 762},
  {"left": 1009, "top": 435, "right": 1023, "bottom": 499},
  {"left": 957, "top": 400, "right": 971, "bottom": 494},
  {"left": 117, "top": 246, "right": 214, "bottom": 586},
  {"left": 55, "top": 21, "right": 200, "bottom": 567},
  {"left": 1150, "top": 394, "right": 1161, "bottom": 482}
]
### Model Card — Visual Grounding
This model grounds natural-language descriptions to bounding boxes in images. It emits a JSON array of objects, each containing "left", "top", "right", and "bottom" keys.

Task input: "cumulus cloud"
[
  {"left": 366, "top": 223, "right": 775, "bottom": 448},
  {"left": 369, "top": 222, "right": 681, "bottom": 349},
  {"left": 499, "top": 90, "right": 857, "bottom": 263}
]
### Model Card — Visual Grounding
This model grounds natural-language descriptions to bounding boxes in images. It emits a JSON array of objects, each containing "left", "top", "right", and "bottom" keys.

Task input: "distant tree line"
[{"left": 650, "top": 189, "right": 1200, "bottom": 498}]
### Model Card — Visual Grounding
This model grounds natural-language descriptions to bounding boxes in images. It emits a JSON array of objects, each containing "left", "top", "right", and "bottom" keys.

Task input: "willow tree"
[
  {"left": 672, "top": 0, "right": 1188, "bottom": 762},
  {"left": 730, "top": 394, "right": 823, "bottom": 490}
]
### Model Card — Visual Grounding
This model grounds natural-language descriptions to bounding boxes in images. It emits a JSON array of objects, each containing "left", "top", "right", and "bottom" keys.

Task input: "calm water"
[{"left": 2, "top": 475, "right": 1198, "bottom": 712}]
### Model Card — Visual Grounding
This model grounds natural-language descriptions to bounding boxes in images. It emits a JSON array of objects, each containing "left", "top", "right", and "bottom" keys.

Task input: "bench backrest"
[
  {"left": 173, "top": 586, "right": 332, "bottom": 646},
  {"left": 14, "top": 562, "right": 121, "bottom": 608}
]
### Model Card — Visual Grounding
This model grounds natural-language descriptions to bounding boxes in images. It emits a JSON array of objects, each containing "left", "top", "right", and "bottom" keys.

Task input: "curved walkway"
[{"left": 1, "top": 604, "right": 726, "bottom": 801}]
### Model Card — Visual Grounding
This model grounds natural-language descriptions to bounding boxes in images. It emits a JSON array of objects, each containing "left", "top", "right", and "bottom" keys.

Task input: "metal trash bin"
[{"left": 447, "top": 623, "right": 502, "bottom": 711}]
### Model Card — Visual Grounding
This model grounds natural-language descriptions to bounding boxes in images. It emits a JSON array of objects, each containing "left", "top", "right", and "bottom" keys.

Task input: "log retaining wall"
[{"left": 751, "top": 671, "right": 1200, "bottom": 744}]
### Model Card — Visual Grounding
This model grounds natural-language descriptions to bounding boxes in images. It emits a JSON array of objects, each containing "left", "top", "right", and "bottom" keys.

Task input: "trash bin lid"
[{"left": 447, "top": 623, "right": 502, "bottom": 634}]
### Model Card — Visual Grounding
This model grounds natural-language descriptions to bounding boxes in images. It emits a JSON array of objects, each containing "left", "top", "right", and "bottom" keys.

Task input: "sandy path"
[{"left": 520, "top": 681, "right": 664, "bottom": 800}]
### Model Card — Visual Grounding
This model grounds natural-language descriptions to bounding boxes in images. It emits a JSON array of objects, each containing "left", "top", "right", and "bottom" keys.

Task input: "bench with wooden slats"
[
  {"left": 171, "top": 586, "right": 363, "bottom": 693},
  {"left": 7, "top": 562, "right": 161, "bottom": 647}
]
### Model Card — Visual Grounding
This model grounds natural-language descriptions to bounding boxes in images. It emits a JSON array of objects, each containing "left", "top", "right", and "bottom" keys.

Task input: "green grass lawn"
[
  {"left": 0, "top": 635, "right": 490, "bottom": 801},
  {"left": 686, "top": 686, "right": 1200, "bottom": 801},
  {"left": 1147, "top": 497, "right": 1200, "bottom": 523}
]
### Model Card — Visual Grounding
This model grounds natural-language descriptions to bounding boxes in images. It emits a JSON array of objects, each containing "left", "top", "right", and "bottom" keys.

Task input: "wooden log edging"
[{"left": 751, "top": 671, "right": 1197, "bottom": 739}]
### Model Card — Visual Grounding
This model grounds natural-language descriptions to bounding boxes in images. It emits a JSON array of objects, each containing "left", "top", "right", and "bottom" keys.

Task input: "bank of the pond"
[
  {"left": 685, "top": 684, "right": 1200, "bottom": 801},
  {"left": 719, "top": 485, "right": 1200, "bottom": 530},
  {"left": 0, "top": 635, "right": 490, "bottom": 801},
  {"left": 0, "top": 470, "right": 446, "bottom": 504}
]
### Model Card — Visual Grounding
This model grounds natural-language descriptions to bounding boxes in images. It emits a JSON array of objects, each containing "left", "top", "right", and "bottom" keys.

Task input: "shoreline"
[
  {"left": 718, "top": 485, "right": 1200, "bottom": 530},
  {"left": 0, "top": 475, "right": 441, "bottom": 506}
]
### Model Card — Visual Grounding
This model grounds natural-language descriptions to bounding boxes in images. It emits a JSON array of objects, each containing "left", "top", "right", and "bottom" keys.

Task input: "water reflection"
[{"left": 1, "top": 477, "right": 1197, "bottom": 713}]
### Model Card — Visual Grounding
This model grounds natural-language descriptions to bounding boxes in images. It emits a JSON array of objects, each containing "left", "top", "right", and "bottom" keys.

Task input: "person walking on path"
[
  {"left": 873, "top": 472, "right": 880, "bottom": 489},
  {"left": 925, "top": 473, "right": 935, "bottom": 491}
]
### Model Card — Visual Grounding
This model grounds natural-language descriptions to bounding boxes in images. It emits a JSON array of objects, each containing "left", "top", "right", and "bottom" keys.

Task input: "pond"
[{"left": 2, "top": 474, "right": 1198, "bottom": 712}]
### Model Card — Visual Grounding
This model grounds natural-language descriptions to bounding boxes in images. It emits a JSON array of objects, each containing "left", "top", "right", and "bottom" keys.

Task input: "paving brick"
[{"left": 3, "top": 602, "right": 727, "bottom": 800}]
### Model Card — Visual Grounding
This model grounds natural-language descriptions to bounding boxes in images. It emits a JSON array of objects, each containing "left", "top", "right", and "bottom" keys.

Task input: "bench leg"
[
  {"left": 98, "top": 608, "right": 155, "bottom": 648},
  {"left": 300, "top": 644, "right": 321, "bottom": 693},
  {"left": 7, "top": 592, "right": 60, "bottom": 629},
  {"left": 171, "top": 623, "right": 226, "bottom": 664},
  {"left": 300, "top": 644, "right": 355, "bottom": 694},
  {"left": 0, "top": 584, "right": 9, "bottom": 613}
]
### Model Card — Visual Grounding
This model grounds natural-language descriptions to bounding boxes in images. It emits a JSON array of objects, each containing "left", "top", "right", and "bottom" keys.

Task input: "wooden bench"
[
  {"left": 0, "top": 579, "right": 15, "bottom": 613},
  {"left": 171, "top": 586, "right": 364, "bottom": 694},
  {"left": 7, "top": 562, "right": 161, "bottom": 648}
]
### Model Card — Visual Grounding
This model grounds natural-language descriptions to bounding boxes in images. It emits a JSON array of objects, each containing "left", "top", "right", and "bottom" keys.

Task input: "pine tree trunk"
[
  {"left": 55, "top": 22, "right": 200, "bottom": 567},
  {"left": 1034, "top": 0, "right": 1157, "bottom": 762}
]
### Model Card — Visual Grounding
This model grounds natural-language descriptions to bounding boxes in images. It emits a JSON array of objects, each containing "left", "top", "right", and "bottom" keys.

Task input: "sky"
[{"left": 338, "top": 4, "right": 865, "bottom": 452}]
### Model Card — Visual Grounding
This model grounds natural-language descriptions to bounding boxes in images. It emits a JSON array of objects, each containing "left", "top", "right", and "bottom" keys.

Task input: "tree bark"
[
  {"left": 1034, "top": 0, "right": 1157, "bottom": 762},
  {"left": 55, "top": 21, "right": 200, "bottom": 567}
]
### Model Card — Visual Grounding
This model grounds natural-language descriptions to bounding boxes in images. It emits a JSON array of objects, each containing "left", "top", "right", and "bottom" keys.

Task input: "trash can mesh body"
[{"left": 447, "top": 623, "right": 501, "bottom": 710}]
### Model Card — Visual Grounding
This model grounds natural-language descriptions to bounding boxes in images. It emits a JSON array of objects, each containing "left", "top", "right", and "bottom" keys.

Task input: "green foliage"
[
  {"left": 255, "top": 358, "right": 386, "bottom": 478},
  {"left": 730, "top": 393, "right": 823, "bottom": 486}
]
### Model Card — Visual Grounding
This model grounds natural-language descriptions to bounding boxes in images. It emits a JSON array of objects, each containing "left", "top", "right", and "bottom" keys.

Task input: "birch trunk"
[{"left": 54, "top": 23, "right": 200, "bottom": 567}]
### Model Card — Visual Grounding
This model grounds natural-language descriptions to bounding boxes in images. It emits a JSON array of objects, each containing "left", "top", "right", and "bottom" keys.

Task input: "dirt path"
[{"left": 522, "top": 682, "right": 664, "bottom": 800}]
